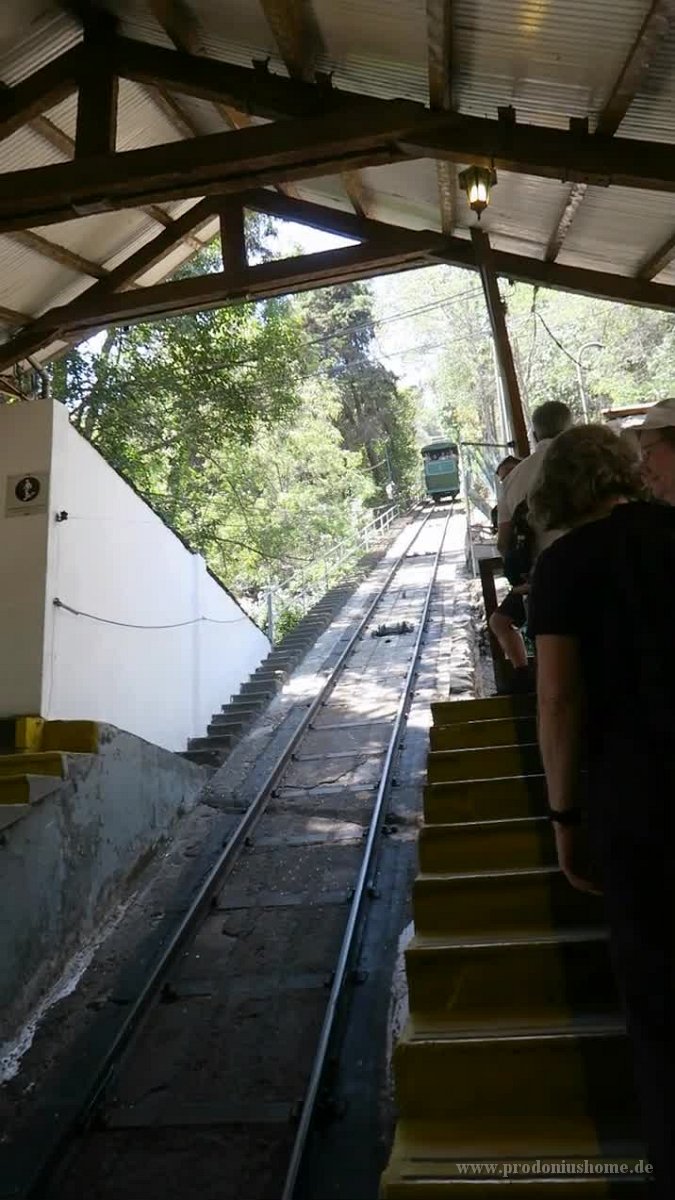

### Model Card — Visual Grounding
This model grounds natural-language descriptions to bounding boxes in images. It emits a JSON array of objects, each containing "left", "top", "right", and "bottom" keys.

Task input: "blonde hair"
[{"left": 529, "top": 425, "right": 643, "bottom": 531}]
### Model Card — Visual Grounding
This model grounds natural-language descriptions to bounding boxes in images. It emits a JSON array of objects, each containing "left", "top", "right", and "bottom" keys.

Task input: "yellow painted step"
[
  {"left": 427, "top": 743, "right": 541, "bottom": 784},
  {"left": 393, "top": 1017, "right": 634, "bottom": 1123},
  {"left": 430, "top": 715, "right": 537, "bottom": 752},
  {"left": 423, "top": 775, "right": 547, "bottom": 824},
  {"left": 418, "top": 817, "right": 555, "bottom": 873},
  {"left": 0, "top": 773, "right": 64, "bottom": 805},
  {"left": 0, "top": 753, "right": 66, "bottom": 779},
  {"left": 41, "top": 721, "right": 99, "bottom": 753},
  {"left": 15, "top": 717, "right": 99, "bottom": 754},
  {"left": 405, "top": 928, "right": 616, "bottom": 1022},
  {"left": 413, "top": 867, "right": 605, "bottom": 938},
  {"left": 431, "top": 695, "right": 535, "bottom": 727},
  {"left": 380, "top": 1120, "right": 647, "bottom": 1198}
]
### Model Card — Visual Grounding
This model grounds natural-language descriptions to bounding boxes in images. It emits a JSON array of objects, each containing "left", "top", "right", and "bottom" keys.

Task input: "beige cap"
[{"left": 640, "top": 398, "right": 675, "bottom": 431}]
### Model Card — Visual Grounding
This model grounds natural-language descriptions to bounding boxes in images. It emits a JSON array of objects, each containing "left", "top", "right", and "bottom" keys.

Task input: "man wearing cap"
[{"left": 639, "top": 398, "right": 675, "bottom": 505}]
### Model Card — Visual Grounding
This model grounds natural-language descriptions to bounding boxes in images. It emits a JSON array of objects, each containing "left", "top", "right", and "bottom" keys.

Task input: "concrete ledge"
[{"left": 0, "top": 724, "right": 206, "bottom": 1041}]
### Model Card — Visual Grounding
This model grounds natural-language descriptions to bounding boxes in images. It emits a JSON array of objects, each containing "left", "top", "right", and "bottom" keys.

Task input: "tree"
[
  {"left": 49, "top": 236, "right": 378, "bottom": 624},
  {"left": 301, "top": 281, "right": 419, "bottom": 502}
]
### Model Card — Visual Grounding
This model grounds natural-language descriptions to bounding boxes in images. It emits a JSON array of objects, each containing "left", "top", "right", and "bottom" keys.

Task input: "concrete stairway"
[
  {"left": 0, "top": 718, "right": 98, "bottom": 832},
  {"left": 380, "top": 695, "right": 645, "bottom": 1198},
  {"left": 182, "top": 580, "right": 358, "bottom": 767}
]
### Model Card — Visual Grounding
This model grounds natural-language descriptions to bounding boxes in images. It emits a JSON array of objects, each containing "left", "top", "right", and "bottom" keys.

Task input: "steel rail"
[
  {"left": 11, "top": 505, "right": 435, "bottom": 1200},
  {"left": 281, "top": 505, "right": 453, "bottom": 1200}
]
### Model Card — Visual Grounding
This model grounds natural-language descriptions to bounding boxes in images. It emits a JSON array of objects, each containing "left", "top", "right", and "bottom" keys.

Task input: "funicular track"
[{"left": 4, "top": 503, "right": 456, "bottom": 1200}]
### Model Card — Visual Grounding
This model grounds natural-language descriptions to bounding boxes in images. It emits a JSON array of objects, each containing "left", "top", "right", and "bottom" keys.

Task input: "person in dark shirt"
[{"left": 528, "top": 424, "right": 674, "bottom": 1197}]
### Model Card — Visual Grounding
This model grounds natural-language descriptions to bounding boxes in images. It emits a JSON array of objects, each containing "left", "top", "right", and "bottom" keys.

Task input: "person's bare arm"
[
  {"left": 536, "top": 634, "right": 600, "bottom": 893},
  {"left": 536, "top": 634, "right": 583, "bottom": 810}
]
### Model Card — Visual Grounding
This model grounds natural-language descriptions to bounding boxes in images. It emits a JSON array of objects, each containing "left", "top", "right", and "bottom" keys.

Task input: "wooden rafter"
[
  {"left": 427, "top": 0, "right": 456, "bottom": 235},
  {"left": 546, "top": 0, "right": 675, "bottom": 262},
  {"left": 4, "top": 86, "right": 675, "bottom": 238},
  {"left": 74, "top": 22, "right": 119, "bottom": 157},
  {"left": 50, "top": 229, "right": 675, "bottom": 330},
  {"left": 342, "top": 172, "right": 372, "bottom": 220},
  {"left": 147, "top": 0, "right": 298, "bottom": 209},
  {"left": 0, "top": 198, "right": 218, "bottom": 370},
  {"left": 259, "top": 0, "right": 322, "bottom": 83},
  {"left": 8, "top": 230, "right": 110, "bottom": 280},
  {"left": 637, "top": 231, "right": 675, "bottom": 280},
  {"left": 0, "top": 102, "right": 419, "bottom": 232},
  {"left": 0, "top": 305, "right": 29, "bottom": 327},
  {"left": 2, "top": 76, "right": 203, "bottom": 256},
  {"left": 147, "top": 0, "right": 246, "bottom": 130},
  {"left": 219, "top": 196, "right": 247, "bottom": 274},
  {"left": 0, "top": 46, "right": 82, "bottom": 143},
  {"left": 257, "top": 0, "right": 357, "bottom": 212},
  {"left": 4, "top": 194, "right": 675, "bottom": 376},
  {"left": 472, "top": 229, "right": 528, "bottom": 457}
]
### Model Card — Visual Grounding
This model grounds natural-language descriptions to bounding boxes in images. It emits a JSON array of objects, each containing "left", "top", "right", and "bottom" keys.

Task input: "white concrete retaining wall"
[{"left": 0, "top": 399, "right": 269, "bottom": 749}]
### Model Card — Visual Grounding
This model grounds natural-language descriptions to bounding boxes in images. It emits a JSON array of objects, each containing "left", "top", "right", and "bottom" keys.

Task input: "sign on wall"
[{"left": 5, "top": 472, "right": 49, "bottom": 517}]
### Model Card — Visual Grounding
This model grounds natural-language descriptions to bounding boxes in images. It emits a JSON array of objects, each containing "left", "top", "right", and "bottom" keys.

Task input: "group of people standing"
[{"left": 492, "top": 401, "right": 675, "bottom": 1195}]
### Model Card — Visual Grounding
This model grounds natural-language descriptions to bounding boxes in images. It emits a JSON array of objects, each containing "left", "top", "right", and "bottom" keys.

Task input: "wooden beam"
[
  {"left": 343, "top": 171, "right": 372, "bottom": 220},
  {"left": 56, "top": 239, "right": 440, "bottom": 332},
  {"left": 0, "top": 103, "right": 420, "bottom": 232},
  {"left": 1, "top": 86, "right": 204, "bottom": 254},
  {"left": 399, "top": 117, "right": 675, "bottom": 192},
  {"left": 0, "top": 305, "right": 29, "bottom": 327},
  {"left": 0, "top": 46, "right": 83, "bottom": 143},
  {"left": 30, "top": 113, "right": 74, "bottom": 158},
  {"left": 0, "top": 198, "right": 217, "bottom": 370},
  {"left": 51, "top": 230, "right": 675, "bottom": 333},
  {"left": 426, "top": 0, "right": 456, "bottom": 235},
  {"left": 3, "top": 94, "right": 675, "bottom": 236},
  {"left": 110, "top": 32, "right": 382, "bottom": 119},
  {"left": 9, "top": 230, "right": 109, "bottom": 279},
  {"left": 546, "top": 0, "right": 675, "bottom": 261},
  {"left": 462, "top": 243, "right": 675, "bottom": 310},
  {"left": 75, "top": 23, "right": 119, "bottom": 157},
  {"left": 427, "top": 0, "right": 454, "bottom": 112},
  {"left": 244, "top": 187, "right": 376, "bottom": 239},
  {"left": 259, "top": 0, "right": 322, "bottom": 83},
  {"left": 545, "top": 182, "right": 587, "bottom": 262},
  {"left": 471, "top": 229, "right": 529, "bottom": 458},
  {"left": 636, "top": 230, "right": 675, "bottom": 279},
  {"left": 1, "top": 78, "right": 75, "bottom": 157},
  {"left": 258, "top": 0, "right": 356, "bottom": 213},
  {"left": 147, "top": 0, "right": 249, "bottom": 132},
  {"left": 6, "top": 191, "right": 675, "bottom": 373},
  {"left": 219, "top": 197, "right": 247, "bottom": 274},
  {"left": 596, "top": 0, "right": 675, "bottom": 135}
]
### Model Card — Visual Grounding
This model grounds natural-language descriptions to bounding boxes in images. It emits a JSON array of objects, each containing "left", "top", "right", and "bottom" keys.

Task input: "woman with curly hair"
[{"left": 528, "top": 424, "right": 675, "bottom": 1196}]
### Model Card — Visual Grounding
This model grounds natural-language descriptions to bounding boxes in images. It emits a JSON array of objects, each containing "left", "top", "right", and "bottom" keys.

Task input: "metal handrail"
[{"left": 265, "top": 503, "right": 403, "bottom": 635}]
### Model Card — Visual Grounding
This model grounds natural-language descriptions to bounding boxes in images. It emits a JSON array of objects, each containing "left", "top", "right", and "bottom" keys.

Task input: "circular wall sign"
[{"left": 14, "top": 476, "right": 41, "bottom": 503}]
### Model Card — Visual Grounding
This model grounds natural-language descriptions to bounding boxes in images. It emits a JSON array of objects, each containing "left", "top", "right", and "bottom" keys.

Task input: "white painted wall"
[
  {"left": 0, "top": 399, "right": 269, "bottom": 750},
  {"left": 0, "top": 401, "right": 52, "bottom": 717}
]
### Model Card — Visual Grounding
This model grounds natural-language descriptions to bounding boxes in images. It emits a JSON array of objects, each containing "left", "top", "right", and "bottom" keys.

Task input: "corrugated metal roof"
[
  {"left": 560, "top": 186, "right": 675, "bottom": 275},
  {"left": 0, "top": 0, "right": 674, "bottom": 379}
]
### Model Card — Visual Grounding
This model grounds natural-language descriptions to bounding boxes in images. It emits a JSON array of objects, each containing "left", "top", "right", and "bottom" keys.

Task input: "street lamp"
[
  {"left": 458, "top": 165, "right": 497, "bottom": 220},
  {"left": 575, "top": 341, "right": 603, "bottom": 422}
]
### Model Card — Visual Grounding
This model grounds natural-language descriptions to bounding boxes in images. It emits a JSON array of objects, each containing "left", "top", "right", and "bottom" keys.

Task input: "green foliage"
[
  {"left": 50, "top": 244, "right": 383, "bottom": 621},
  {"left": 371, "top": 264, "right": 675, "bottom": 447},
  {"left": 300, "top": 281, "right": 420, "bottom": 503}
]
